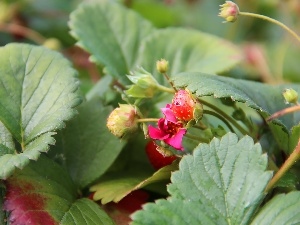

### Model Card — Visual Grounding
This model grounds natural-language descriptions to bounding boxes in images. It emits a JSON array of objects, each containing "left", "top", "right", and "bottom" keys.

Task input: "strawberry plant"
[{"left": 1, "top": 0, "right": 300, "bottom": 224}]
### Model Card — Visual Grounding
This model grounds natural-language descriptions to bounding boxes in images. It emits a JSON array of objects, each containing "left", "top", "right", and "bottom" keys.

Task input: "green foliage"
[
  {"left": 69, "top": 1, "right": 155, "bottom": 83},
  {"left": 2, "top": 1, "right": 300, "bottom": 224},
  {"left": 0, "top": 43, "right": 81, "bottom": 179},
  {"left": 131, "top": 133, "right": 272, "bottom": 225},
  {"left": 60, "top": 198, "right": 115, "bottom": 225},
  {"left": 69, "top": 1, "right": 242, "bottom": 86},
  {"left": 50, "top": 98, "right": 125, "bottom": 189},
  {"left": 91, "top": 161, "right": 178, "bottom": 204},
  {"left": 4, "top": 155, "right": 114, "bottom": 225},
  {"left": 251, "top": 192, "right": 300, "bottom": 224},
  {"left": 138, "top": 28, "right": 242, "bottom": 80},
  {"left": 173, "top": 72, "right": 300, "bottom": 151}
]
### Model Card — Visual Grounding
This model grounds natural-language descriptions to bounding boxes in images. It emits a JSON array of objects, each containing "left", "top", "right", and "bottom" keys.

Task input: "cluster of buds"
[
  {"left": 125, "top": 67, "right": 159, "bottom": 98},
  {"left": 106, "top": 59, "right": 203, "bottom": 152}
]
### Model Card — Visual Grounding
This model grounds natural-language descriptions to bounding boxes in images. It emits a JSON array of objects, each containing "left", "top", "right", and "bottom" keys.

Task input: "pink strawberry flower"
[{"left": 148, "top": 104, "right": 187, "bottom": 150}]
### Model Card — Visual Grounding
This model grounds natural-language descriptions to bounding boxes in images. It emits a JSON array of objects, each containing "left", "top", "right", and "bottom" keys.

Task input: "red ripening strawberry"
[
  {"left": 171, "top": 90, "right": 197, "bottom": 121},
  {"left": 145, "top": 141, "right": 177, "bottom": 170}
]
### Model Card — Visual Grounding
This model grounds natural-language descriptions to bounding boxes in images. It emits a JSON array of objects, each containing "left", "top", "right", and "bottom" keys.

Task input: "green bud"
[
  {"left": 283, "top": 88, "right": 298, "bottom": 104},
  {"left": 126, "top": 67, "right": 159, "bottom": 98},
  {"left": 106, "top": 104, "right": 139, "bottom": 138},
  {"left": 156, "top": 59, "right": 169, "bottom": 73},
  {"left": 43, "top": 38, "right": 62, "bottom": 50}
]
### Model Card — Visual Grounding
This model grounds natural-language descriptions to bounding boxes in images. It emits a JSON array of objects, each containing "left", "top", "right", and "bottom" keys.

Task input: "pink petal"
[
  {"left": 148, "top": 125, "right": 169, "bottom": 140},
  {"left": 165, "top": 128, "right": 187, "bottom": 150},
  {"left": 161, "top": 104, "right": 177, "bottom": 123}
]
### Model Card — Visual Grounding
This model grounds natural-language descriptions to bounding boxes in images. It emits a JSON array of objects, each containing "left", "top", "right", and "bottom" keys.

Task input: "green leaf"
[
  {"left": 69, "top": 1, "right": 155, "bottom": 83},
  {"left": 0, "top": 43, "right": 81, "bottom": 179},
  {"left": 274, "top": 171, "right": 297, "bottom": 189},
  {"left": 0, "top": 121, "right": 14, "bottom": 156},
  {"left": 0, "top": 181, "right": 6, "bottom": 224},
  {"left": 251, "top": 192, "right": 300, "bottom": 225},
  {"left": 86, "top": 75, "right": 113, "bottom": 101},
  {"left": 91, "top": 170, "right": 149, "bottom": 204},
  {"left": 3, "top": 155, "right": 114, "bottom": 225},
  {"left": 138, "top": 28, "right": 242, "bottom": 82},
  {"left": 60, "top": 198, "right": 115, "bottom": 225},
  {"left": 91, "top": 162, "right": 178, "bottom": 204},
  {"left": 173, "top": 72, "right": 300, "bottom": 151},
  {"left": 131, "top": 133, "right": 272, "bottom": 225},
  {"left": 51, "top": 98, "right": 125, "bottom": 188},
  {"left": 289, "top": 124, "right": 300, "bottom": 154},
  {"left": 131, "top": 0, "right": 179, "bottom": 27}
]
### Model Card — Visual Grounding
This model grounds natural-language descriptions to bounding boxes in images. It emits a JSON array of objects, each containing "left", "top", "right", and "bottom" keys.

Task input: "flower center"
[{"left": 165, "top": 121, "right": 182, "bottom": 135}]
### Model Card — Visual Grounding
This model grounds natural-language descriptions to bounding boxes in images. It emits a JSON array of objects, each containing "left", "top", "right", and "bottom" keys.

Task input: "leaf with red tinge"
[{"left": 3, "top": 155, "right": 114, "bottom": 225}]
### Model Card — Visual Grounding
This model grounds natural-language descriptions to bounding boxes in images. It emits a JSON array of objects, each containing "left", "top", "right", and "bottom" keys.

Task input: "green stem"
[
  {"left": 137, "top": 118, "right": 159, "bottom": 123},
  {"left": 185, "top": 133, "right": 210, "bottom": 143},
  {"left": 239, "top": 12, "right": 300, "bottom": 44},
  {"left": 265, "top": 139, "right": 300, "bottom": 193},
  {"left": 204, "top": 109, "right": 234, "bottom": 133},
  {"left": 163, "top": 72, "right": 177, "bottom": 92},
  {"left": 201, "top": 100, "right": 249, "bottom": 136},
  {"left": 157, "top": 84, "right": 176, "bottom": 94},
  {"left": 194, "top": 121, "right": 207, "bottom": 130}
]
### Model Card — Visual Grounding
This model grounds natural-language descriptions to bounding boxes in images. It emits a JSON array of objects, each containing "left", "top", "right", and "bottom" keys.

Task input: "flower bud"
[
  {"left": 126, "top": 67, "right": 159, "bottom": 98},
  {"left": 219, "top": 1, "right": 239, "bottom": 23},
  {"left": 107, "top": 104, "right": 139, "bottom": 138},
  {"left": 156, "top": 59, "right": 169, "bottom": 73},
  {"left": 43, "top": 38, "right": 62, "bottom": 50},
  {"left": 283, "top": 88, "right": 298, "bottom": 104}
]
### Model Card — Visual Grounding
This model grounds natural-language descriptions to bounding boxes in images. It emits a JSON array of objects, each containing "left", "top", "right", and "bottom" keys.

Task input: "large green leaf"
[
  {"left": 138, "top": 28, "right": 242, "bottom": 82},
  {"left": 131, "top": 133, "right": 272, "bottom": 225},
  {"left": 0, "top": 43, "right": 81, "bottom": 179},
  {"left": 3, "top": 155, "right": 114, "bottom": 225},
  {"left": 251, "top": 192, "right": 300, "bottom": 225},
  {"left": 69, "top": 1, "right": 155, "bottom": 83},
  {"left": 173, "top": 72, "right": 300, "bottom": 151},
  {"left": 51, "top": 98, "right": 125, "bottom": 189}
]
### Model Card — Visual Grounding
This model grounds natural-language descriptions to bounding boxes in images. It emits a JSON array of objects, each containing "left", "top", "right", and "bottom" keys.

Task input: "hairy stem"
[
  {"left": 162, "top": 73, "right": 177, "bottom": 92},
  {"left": 265, "top": 139, "right": 300, "bottom": 193},
  {"left": 157, "top": 84, "right": 176, "bottom": 94},
  {"left": 266, "top": 104, "right": 300, "bottom": 121},
  {"left": 239, "top": 12, "right": 300, "bottom": 44},
  {"left": 201, "top": 99, "right": 249, "bottom": 136},
  {"left": 204, "top": 109, "right": 234, "bottom": 132},
  {"left": 0, "top": 23, "right": 46, "bottom": 44}
]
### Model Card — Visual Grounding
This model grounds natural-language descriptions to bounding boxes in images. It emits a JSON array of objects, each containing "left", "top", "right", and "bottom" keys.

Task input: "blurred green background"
[{"left": 1, "top": 0, "right": 300, "bottom": 87}]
